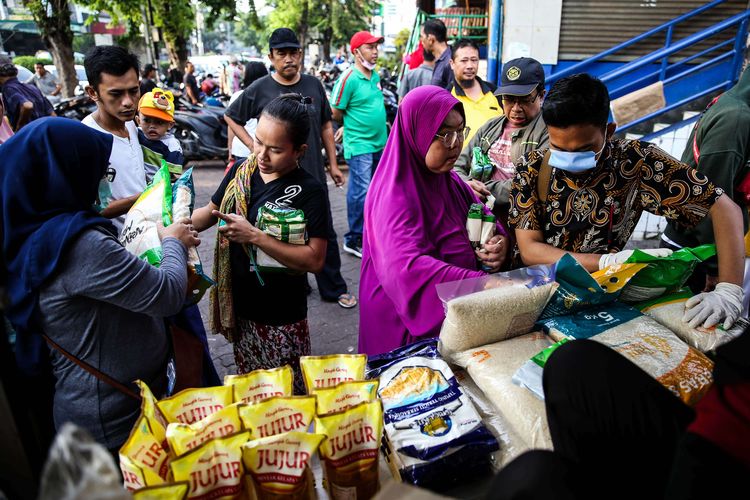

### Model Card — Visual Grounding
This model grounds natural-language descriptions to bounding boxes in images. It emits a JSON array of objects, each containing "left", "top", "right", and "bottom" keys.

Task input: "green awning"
[{"left": 0, "top": 19, "right": 86, "bottom": 35}]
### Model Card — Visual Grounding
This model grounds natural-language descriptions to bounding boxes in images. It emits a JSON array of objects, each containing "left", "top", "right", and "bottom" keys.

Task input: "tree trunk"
[
  {"left": 322, "top": 26, "right": 332, "bottom": 62},
  {"left": 297, "top": 0, "right": 309, "bottom": 59},
  {"left": 165, "top": 35, "right": 188, "bottom": 74},
  {"left": 25, "top": 0, "right": 78, "bottom": 97}
]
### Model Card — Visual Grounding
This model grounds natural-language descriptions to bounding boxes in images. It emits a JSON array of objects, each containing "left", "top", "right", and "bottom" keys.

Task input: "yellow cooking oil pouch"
[
  {"left": 299, "top": 354, "right": 367, "bottom": 394},
  {"left": 242, "top": 431, "right": 325, "bottom": 499},
  {"left": 120, "top": 455, "right": 148, "bottom": 492},
  {"left": 157, "top": 385, "right": 233, "bottom": 425},
  {"left": 132, "top": 481, "right": 189, "bottom": 500},
  {"left": 119, "top": 415, "right": 170, "bottom": 487},
  {"left": 170, "top": 431, "right": 250, "bottom": 499},
  {"left": 224, "top": 365, "right": 294, "bottom": 404},
  {"left": 167, "top": 403, "right": 244, "bottom": 457},
  {"left": 136, "top": 379, "right": 170, "bottom": 451},
  {"left": 314, "top": 380, "right": 379, "bottom": 416},
  {"left": 314, "top": 400, "right": 383, "bottom": 500},
  {"left": 239, "top": 396, "right": 316, "bottom": 439}
]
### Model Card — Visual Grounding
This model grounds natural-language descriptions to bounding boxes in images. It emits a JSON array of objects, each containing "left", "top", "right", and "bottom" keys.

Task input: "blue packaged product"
[{"left": 366, "top": 339, "right": 499, "bottom": 489}]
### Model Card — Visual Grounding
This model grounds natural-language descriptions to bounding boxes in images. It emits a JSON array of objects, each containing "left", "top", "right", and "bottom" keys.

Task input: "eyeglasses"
[
  {"left": 500, "top": 92, "right": 540, "bottom": 106},
  {"left": 434, "top": 127, "right": 471, "bottom": 148},
  {"left": 105, "top": 167, "right": 116, "bottom": 183}
]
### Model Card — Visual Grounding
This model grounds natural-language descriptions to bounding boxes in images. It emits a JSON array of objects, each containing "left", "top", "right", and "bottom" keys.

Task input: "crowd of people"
[{"left": 1, "top": 15, "right": 749, "bottom": 497}]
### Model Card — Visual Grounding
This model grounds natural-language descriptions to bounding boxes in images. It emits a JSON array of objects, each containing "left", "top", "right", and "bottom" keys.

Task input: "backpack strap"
[
  {"left": 537, "top": 150, "right": 553, "bottom": 204},
  {"left": 44, "top": 335, "right": 140, "bottom": 401}
]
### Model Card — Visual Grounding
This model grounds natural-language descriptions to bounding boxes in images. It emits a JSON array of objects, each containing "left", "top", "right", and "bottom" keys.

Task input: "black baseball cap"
[
  {"left": 269, "top": 28, "right": 301, "bottom": 50},
  {"left": 495, "top": 57, "right": 545, "bottom": 96}
]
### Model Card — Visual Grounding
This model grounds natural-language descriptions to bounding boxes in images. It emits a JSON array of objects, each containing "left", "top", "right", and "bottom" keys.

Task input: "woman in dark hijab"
[{"left": 1, "top": 117, "right": 198, "bottom": 451}]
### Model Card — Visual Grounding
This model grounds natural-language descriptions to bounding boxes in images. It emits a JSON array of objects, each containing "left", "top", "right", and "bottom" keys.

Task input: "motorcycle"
[
  {"left": 53, "top": 94, "right": 96, "bottom": 121},
  {"left": 173, "top": 95, "right": 229, "bottom": 161}
]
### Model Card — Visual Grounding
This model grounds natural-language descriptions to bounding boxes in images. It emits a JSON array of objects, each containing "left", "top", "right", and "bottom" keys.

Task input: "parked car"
[
  {"left": 44, "top": 64, "right": 88, "bottom": 95},
  {"left": 15, "top": 65, "right": 32, "bottom": 82}
]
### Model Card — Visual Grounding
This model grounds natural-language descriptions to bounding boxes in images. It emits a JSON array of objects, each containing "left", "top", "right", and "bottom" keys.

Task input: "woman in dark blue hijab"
[
  {"left": 1, "top": 117, "right": 195, "bottom": 452},
  {"left": 1, "top": 117, "right": 115, "bottom": 372}
]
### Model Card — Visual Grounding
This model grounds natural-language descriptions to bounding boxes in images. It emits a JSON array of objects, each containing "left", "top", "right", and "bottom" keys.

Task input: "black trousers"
[
  {"left": 314, "top": 191, "right": 348, "bottom": 301},
  {"left": 484, "top": 340, "right": 741, "bottom": 500}
]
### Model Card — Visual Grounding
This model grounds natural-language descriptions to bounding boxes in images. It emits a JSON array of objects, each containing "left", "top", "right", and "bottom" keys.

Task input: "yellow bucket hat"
[{"left": 138, "top": 88, "right": 175, "bottom": 122}]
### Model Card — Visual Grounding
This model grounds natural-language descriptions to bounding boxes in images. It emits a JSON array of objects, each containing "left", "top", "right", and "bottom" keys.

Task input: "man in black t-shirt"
[
  {"left": 225, "top": 27, "right": 356, "bottom": 308},
  {"left": 184, "top": 61, "right": 201, "bottom": 105}
]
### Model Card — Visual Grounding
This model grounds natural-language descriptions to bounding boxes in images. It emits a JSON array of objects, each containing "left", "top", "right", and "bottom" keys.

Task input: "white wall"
[{"left": 502, "top": 0, "right": 563, "bottom": 64}]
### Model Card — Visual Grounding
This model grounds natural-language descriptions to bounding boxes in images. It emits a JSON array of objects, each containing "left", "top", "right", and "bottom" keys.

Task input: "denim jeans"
[{"left": 345, "top": 151, "right": 382, "bottom": 246}]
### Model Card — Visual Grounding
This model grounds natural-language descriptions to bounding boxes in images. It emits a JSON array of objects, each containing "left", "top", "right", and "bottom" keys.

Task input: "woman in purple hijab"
[{"left": 359, "top": 86, "right": 510, "bottom": 356}]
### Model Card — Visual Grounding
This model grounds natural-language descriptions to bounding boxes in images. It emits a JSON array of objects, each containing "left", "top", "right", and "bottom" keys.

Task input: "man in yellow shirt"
[{"left": 448, "top": 39, "right": 502, "bottom": 142}]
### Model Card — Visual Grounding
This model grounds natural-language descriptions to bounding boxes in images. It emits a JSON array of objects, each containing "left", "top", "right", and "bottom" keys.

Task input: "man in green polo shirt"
[{"left": 331, "top": 31, "right": 388, "bottom": 258}]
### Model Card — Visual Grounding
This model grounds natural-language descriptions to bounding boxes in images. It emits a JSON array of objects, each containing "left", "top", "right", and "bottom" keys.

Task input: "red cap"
[{"left": 350, "top": 31, "right": 384, "bottom": 52}]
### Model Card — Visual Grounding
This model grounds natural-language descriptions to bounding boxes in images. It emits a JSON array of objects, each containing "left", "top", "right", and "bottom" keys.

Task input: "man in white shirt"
[{"left": 82, "top": 45, "right": 146, "bottom": 231}]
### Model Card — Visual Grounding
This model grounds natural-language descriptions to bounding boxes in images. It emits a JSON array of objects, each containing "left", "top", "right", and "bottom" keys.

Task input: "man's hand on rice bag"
[
  {"left": 683, "top": 282, "right": 743, "bottom": 329},
  {"left": 213, "top": 210, "right": 268, "bottom": 246},
  {"left": 467, "top": 179, "right": 490, "bottom": 202},
  {"left": 597, "top": 248, "right": 673, "bottom": 270},
  {"left": 158, "top": 218, "right": 200, "bottom": 248},
  {"left": 475, "top": 234, "right": 509, "bottom": 272}
]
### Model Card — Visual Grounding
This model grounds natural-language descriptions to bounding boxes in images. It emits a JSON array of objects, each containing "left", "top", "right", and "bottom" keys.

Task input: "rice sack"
[
  {"left": 136, "top": 380, "right": 170, "bottom": 452},
  {"left": 299, "top": 354, "right": 367, "bottom": 393},
  {"left": 255, "top": 206, "right": 307, "bottom": 271},
  {"left": 620, "top": 245, "right": 716, "bottom": 303},
  {"left": 242, "top": 431, "right": 324, "bottom": 500},
  {"left": 166, "top": 404, "right": 243, "bottom": 457},
  {"left": 157, "top": 385, "right": 234, "bottom": 425},
  {"left": 314, "top": 400, "right": 383, "bottom": 500},
  {"left": 239, "top": 396, "right": 316, "bottom": 439},
  {"left": 512, "top": 339, "right": 570, "bottom": 401},
  {"left": 439, "top": 281, "right": 557, "bottom": 357},
  {"left": 451, "top": 333, "right": 553, "bottom": 452},
  {"left": 314, "top": 380, "right": 379, "bottom": 416},
  {"left": 635, "top": 289, "right": 748, "bottom": 352},
  {"left": 224, "top": 366, "right": 294, "bottom": 404},
  {"left": 172, "top": 168, "right": 214, "bottom": 303},
  {"left": 120, "top": 162, "right": 172, "bottom": 265},
  {"left": 366, "top": 339, "right": 499, "bottom": 489},
  {"left": 170, "top": 431, "right": 250, "bottom": 499},
  {"left": 537, "top": 302, "right": 714, "bottom": 406}
]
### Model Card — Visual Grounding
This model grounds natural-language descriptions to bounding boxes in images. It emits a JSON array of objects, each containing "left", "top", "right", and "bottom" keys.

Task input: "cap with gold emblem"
[{"left": 495, "top": 57, "right": 545, "bottom": 96}]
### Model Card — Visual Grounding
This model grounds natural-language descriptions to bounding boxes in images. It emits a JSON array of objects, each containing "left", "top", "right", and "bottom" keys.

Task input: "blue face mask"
[{"left": 549, "top": 139, "right": 607, "bottom": 174}]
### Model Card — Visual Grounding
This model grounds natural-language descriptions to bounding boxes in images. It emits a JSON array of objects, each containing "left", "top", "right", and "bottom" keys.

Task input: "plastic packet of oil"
[
  {"left": 167, "top": 403, "right": 244, "bottom": 457},
  {"left": 299, "top": 354, "right": 367, "bottom": 394},
  {"left": 132, "top": 481, "right": 189, "bottom": 500},
  {"left": 591, "top": 262, "right": 647, "bottom": 294},
  {"left": 224, "top": 365, "right": 294, "bottom": 404},
  {"left": 314, "top": 380, "right": 379, "bottom": 416},
  {"left": 170, "top": 431, "right": 250, "bottom": 499},
  {"left": 119, "top": 415, "right": 170, "bottom": 488},
  {"left": 314, "top": 400, "right": 384, "bottom": 500},
  {"left": 239, "top": 396, "right": 316, "bottom": 439},
  {"left": 157, "top": 385, "right": 233, "bottom": 425},
  {"left": 136, "top": 380, "right": 170, "bottom": 451},
  {"left": 242, "top": 431, "right": 325, "bottom": 499}
]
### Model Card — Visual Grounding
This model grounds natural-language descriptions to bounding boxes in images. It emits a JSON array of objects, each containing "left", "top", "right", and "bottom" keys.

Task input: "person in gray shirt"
[
  {"left": 25, "top": 62, "right": 62, "bottom": 103},
  {"left": 398, "top": 49, "right": 435, "bottom": 102},
  {"left": 1, "top": 118, "right": 199, "bottom": 452}
]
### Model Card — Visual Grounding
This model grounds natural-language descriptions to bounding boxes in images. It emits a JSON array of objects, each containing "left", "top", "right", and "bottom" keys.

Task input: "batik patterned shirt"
[{"left": 508, "top": 139, "right": 723, "bottom": 262}]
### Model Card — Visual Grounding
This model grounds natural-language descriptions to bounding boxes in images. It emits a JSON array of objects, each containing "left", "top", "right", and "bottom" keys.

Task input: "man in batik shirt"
[{"left": 509, "top": 73, "right": 745, "bottom": 330}]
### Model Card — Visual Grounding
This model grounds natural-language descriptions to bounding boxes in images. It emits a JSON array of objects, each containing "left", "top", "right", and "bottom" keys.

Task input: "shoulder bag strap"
[
  {"left": 43, "top": 335, "right": 140, "bottom": 401},
  {"left": 537, "top": 150, "right": 553, "bottom": 204}
]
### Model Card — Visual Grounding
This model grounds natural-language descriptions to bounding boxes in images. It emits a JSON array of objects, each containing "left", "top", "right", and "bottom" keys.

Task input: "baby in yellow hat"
[{"left": 137, "top": 88, "right": 184, "bottom": 181}]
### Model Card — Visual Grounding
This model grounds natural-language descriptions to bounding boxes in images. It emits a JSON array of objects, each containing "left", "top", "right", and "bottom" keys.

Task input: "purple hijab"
[{"left": 358, "top": 86, "right": 507, "bottom": 356}]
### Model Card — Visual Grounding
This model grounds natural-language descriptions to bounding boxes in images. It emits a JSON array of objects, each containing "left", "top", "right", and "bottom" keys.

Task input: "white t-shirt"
[
  {"left": 229, "top": 90, "right": 256, "bottom": 158},
  {"left": 82, "top": 114, "right": 146, "bottom": 231}
]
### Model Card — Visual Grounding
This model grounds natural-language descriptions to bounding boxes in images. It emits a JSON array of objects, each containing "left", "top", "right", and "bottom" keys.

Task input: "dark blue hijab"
[{"left": 1, "top": 117, "right": 115, "bottom": 374}]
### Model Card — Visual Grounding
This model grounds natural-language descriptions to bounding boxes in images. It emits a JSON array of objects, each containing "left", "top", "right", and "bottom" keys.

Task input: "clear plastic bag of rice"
[
  {"left": 437, "top": 270, "right": 557, "bottom": 359},
  {"left": 537, "top": 302, "right": 714, "bottom": 406},
  {"left": 451, "top": 332, "right": 554, "bottom": 454},
  {"left": 635, "top": 289, "right": 748, "bottom": 352}
]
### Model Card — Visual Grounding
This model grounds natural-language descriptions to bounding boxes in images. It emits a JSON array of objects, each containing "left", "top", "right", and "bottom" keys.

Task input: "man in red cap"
[{"left": 331, "top": 31, "right": 388, "bottom": 258}]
